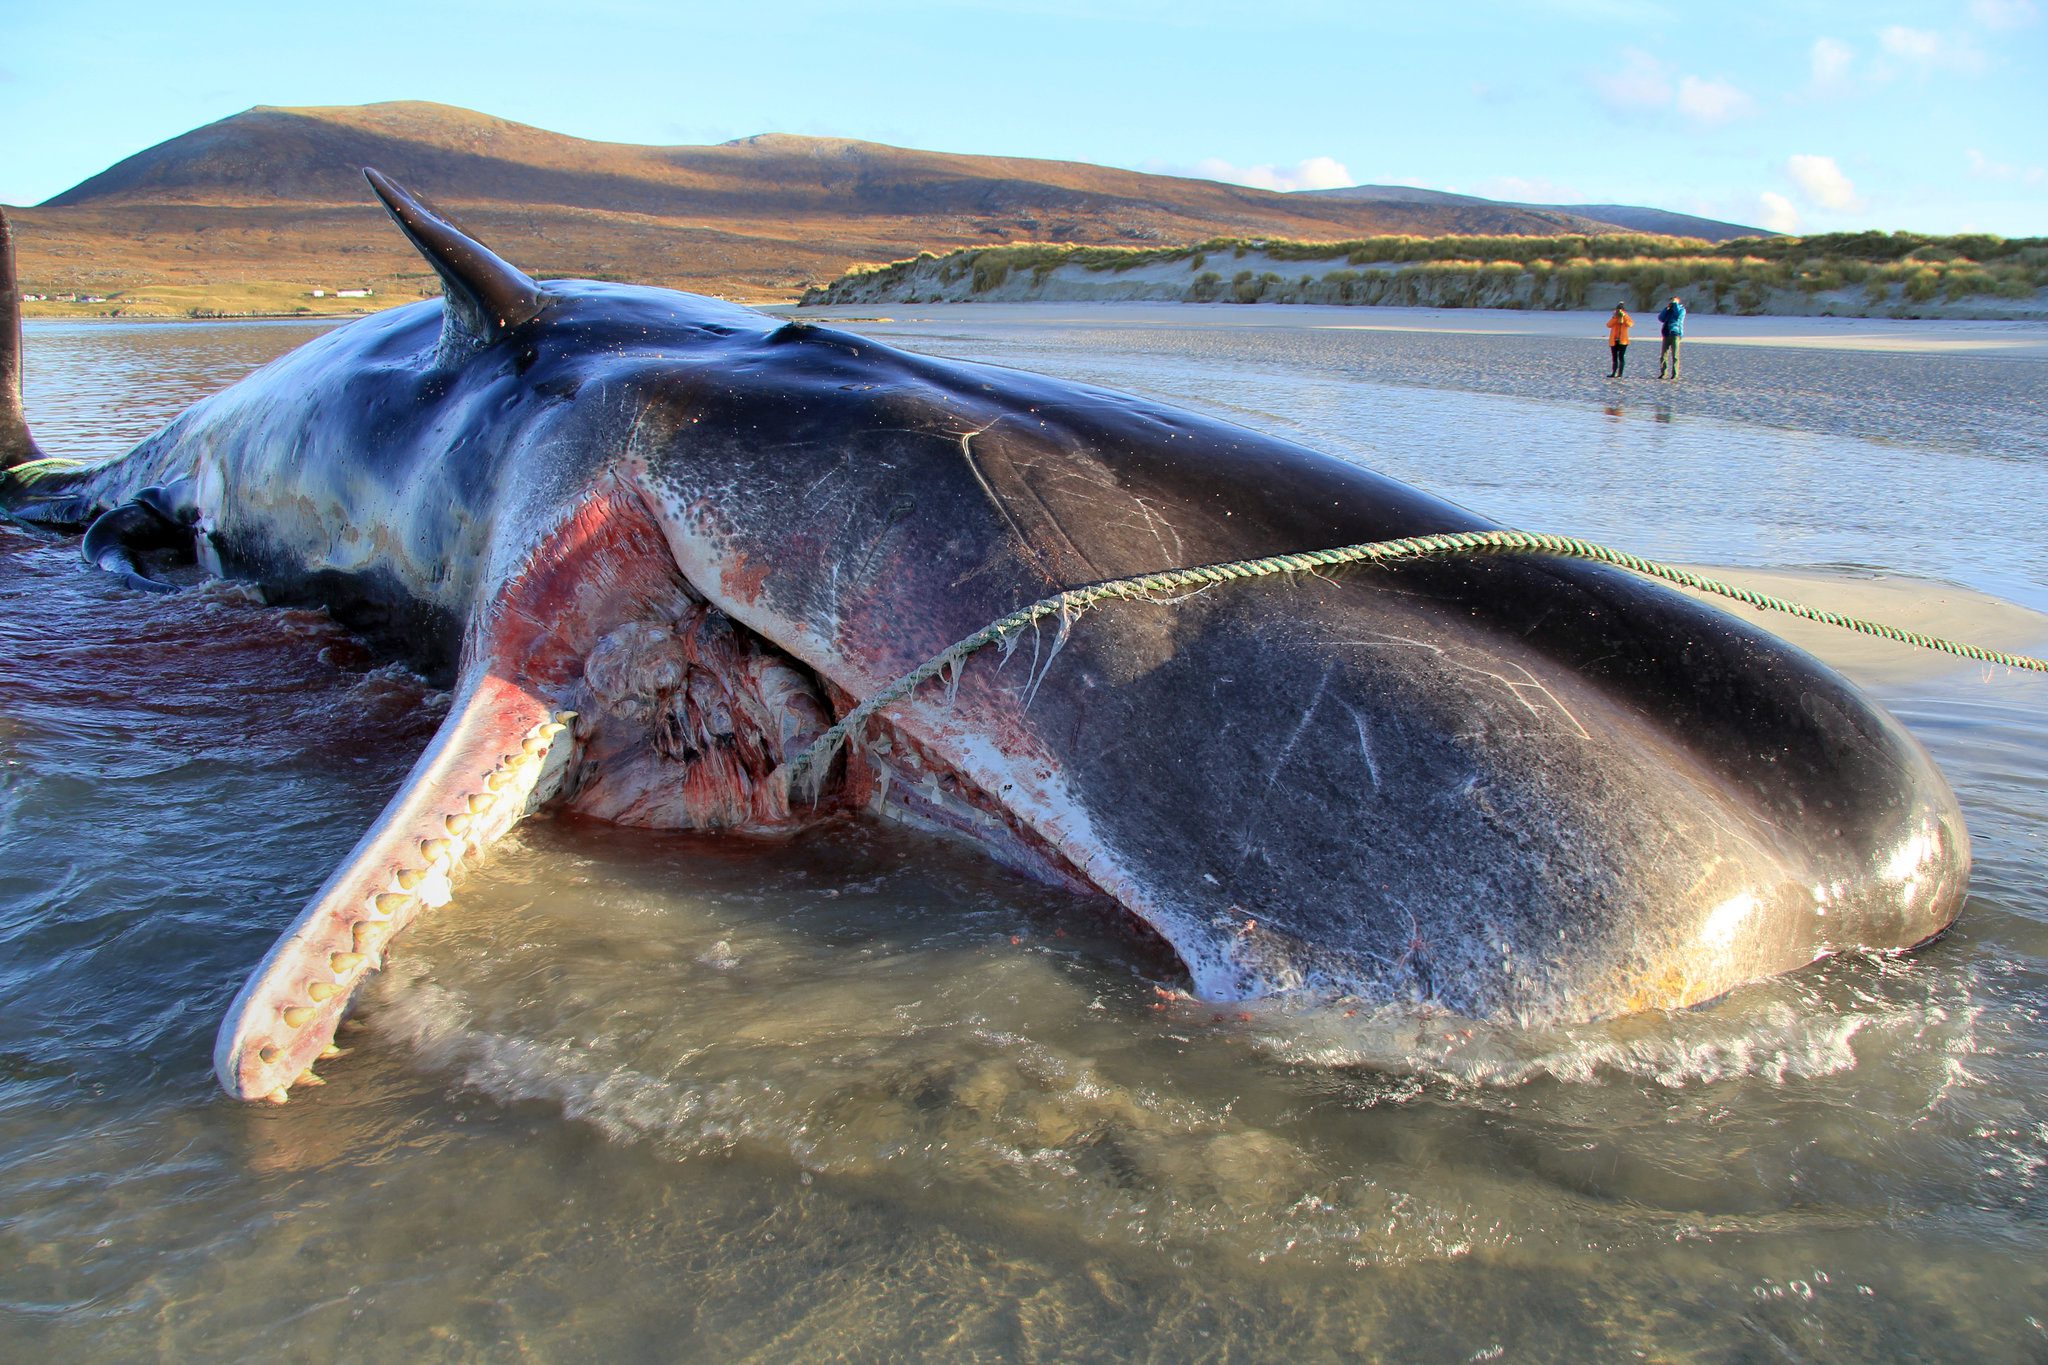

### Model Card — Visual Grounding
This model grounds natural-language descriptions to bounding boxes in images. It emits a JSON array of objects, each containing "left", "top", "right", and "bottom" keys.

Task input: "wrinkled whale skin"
[{"left": 0, "top": 180, "right": 1968, "bottom": 1102}]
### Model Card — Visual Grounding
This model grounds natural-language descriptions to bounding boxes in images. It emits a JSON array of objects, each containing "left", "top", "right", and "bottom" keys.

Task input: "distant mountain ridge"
[
  {"left": 1300, "top": 185, "right": 1765, "bottom": 242},
  {"left": 43, "top": 101, "right": 1650, "bottom": 238},
  {"left": 12, "top": 101, "right": 1764, "bottom": 314}
]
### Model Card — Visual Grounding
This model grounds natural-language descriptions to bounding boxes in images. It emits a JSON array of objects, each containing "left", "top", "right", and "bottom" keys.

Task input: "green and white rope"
[{"left": 779, "top": 528, "right": 2048, "bottom": 795}]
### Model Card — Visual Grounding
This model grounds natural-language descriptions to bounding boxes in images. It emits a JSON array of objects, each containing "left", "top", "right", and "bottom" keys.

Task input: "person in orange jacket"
[{"left": 1606, "top": 304, "right": 1633, "bottom": 378}]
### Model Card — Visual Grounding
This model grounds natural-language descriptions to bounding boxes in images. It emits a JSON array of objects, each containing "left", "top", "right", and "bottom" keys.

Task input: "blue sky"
[{"left": 2, "top": 0, "right": 2042, "bottom": 234}]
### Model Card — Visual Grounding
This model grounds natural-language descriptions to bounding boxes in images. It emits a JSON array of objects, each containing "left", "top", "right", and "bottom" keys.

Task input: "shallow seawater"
[{"left": 3, "top": 313, "right": 2046, "bottom": 1360}]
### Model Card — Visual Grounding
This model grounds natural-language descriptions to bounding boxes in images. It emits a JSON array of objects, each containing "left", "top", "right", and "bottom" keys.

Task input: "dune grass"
[{"left": 811, "top": 231, "right": 2048, "bottom": 313}]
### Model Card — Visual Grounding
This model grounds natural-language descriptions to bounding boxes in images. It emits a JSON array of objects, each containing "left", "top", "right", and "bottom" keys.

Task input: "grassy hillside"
[
  {"left": 805, "top": 231, "right": 2048, "bottom": 317},
  {"left": 1299, "top": 187, "right": 1764, "bottom": 242},
  {"left": 11, "top": 101, "right": 1643, "bottom": 316},
  {"left": 14, "top": 101, "right": 2010, "bottom": 319}
]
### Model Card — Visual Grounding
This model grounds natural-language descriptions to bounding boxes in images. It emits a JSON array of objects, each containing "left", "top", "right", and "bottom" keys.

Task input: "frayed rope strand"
[{"left": 776, "top": 529, "right": 2048, "bottom": 797}]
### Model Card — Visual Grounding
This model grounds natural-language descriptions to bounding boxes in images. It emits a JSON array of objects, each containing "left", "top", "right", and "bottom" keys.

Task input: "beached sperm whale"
[{"left": 0, "top": 173, "right": 1968, "bottom": 1104}]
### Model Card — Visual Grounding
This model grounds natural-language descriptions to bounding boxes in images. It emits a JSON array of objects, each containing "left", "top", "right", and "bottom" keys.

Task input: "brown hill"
[
  {"left": 8, "top": 101, "right": 1701, "bottom": 314},
  {"left": 1300, "top": 185, "right": 1764, "bottom": 242}
]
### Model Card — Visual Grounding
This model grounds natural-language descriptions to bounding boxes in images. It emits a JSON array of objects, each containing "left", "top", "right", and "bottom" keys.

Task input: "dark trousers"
[
  {"left": 1659, "top": 335, "right": 1681, "bottom": 378},
  {"left": 1609, "top": 343, "right": 1627, "bottom": 376}
]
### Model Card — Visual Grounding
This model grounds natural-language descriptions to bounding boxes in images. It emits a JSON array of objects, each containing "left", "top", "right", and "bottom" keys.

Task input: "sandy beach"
[{"left": 792, "top": 301, "right": 2048, "bottom": 359}]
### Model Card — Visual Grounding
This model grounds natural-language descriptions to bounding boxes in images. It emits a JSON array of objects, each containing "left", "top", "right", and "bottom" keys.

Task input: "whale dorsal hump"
[{"left": 363, "top": 168, "right": 548, "bottom": 351}]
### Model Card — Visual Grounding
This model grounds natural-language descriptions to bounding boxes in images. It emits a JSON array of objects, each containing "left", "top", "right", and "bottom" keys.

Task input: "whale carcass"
[{"left": 0, "top": 173, "right": 1967, "bottom": 1103}]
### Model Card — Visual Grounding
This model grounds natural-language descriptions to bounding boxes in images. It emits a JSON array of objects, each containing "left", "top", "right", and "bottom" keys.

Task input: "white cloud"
[
  {"left": 1809, "top": 37, "right": 1854, "bottom": 92},
  {"left": 1971, "top": 0, "right": 2038, "bottom": 29},
  {"left": 1878, "top": 24, "right": 1987, "bottom": 73},
  {"left": 1757, "top": 191, "right": 1801, "bottom": 234},
  {"left": 1675, "top": 75, "right": 1754, "bottom": 125},
  {"left": 1966, "top": 148, "right": 2047, "bottom": 183},
  {"left": 1592, "top": 47, "right": 1672, "bottom": 111},
  {"left": 1879, "top": 25, "right": 1941, "bottom": 60},
  {"left": 1191, "top": 155, "right": 1354, "bottom": 193},
  {"left": 1787, "top": 154, "right": 1862, "bottom": 212},
  {"left": 1590, "top": 49, "right": 1750, "bottom": 126}
]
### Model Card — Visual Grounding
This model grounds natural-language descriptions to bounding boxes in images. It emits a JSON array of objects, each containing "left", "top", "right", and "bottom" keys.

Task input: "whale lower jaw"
[{"left": 210, "top": 477, "right": 1144, "bottom": 1101}]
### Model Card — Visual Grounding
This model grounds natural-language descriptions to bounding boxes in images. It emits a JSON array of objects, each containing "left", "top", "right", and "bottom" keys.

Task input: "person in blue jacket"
[{"left": 1657, "top": 296, "right": 1686, "bottom": 379}]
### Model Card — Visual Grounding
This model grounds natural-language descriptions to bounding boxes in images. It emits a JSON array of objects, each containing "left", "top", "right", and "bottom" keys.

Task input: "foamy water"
[{"left": 3, "top": 311, "right": 2045, "bottom": 1359}]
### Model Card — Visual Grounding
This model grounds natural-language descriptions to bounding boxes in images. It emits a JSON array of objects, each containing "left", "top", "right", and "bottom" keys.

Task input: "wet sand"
[
  {"left": 792, "top": 301, "right": 2048, "bottom": 359},
  {"left": 1673, "top": 567, "right": 2048, "bottom": 684}
]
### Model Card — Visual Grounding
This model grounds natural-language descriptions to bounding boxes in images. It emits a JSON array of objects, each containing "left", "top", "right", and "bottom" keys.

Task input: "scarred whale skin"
[{"left": 0, "top": 173, "right": 1967, "bottom": 1102}]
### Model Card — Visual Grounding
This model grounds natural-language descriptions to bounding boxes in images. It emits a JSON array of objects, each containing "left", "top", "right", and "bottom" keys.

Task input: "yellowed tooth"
[
  {"left": 394, "top": 867, "right": 426, "bottom": 891},
  {"left": 308, "top": 982, "right": 338, "bottom": 1002},
  {"left": 265, "top": 1087, "right": 289, "bottom": 1105},
  {"left": 372, "top": 892, "right": 412, "bottom": 917},
  {"left": 522, "top": 736, "right": 548, "bottom": 756},
  {"left": 257, "top": 1045, "right": 281, "bottom": 1065},
  {"left": 467, "top": 791, "right": 496, "bottom": 815},
  {"left": 445, "top": 813, "right": 472, "bottom": 836},
  {"left": 538, "top": 722, "right": 566, "bottom": 739},
  {"left": 554, "top": 710, "right": 579, "bottom": 724},
  {"left": 485, "top": 769, "right": 513, "bottom": 791},
  {"left": 330, "top": 951, "right": 366, "bottom": 974},
  {"left": 297, "top": 1069, "right": 325, "bottom": 1088},
  {"left": 420, "top": 837, "right": 453, "bottom": 864},
  {"left": 352, "top": 922, "right": 382, "bottom": 953},
  {"left": 282, "top": 1005, "right": 316, "bottom": 1028},
  {"left": 320, "top": 1044, "right": 346, "bottom": 1060}
]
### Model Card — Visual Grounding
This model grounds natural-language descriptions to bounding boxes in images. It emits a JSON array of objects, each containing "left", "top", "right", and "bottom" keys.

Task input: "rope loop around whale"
[{"left": 776, "top": 528, "right": 2048, "bottom": 798}]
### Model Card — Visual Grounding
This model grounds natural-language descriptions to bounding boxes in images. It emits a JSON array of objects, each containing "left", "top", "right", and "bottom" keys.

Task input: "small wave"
[{"left": 1251, "top": 961, "right": 1980, "bottom": 1096}]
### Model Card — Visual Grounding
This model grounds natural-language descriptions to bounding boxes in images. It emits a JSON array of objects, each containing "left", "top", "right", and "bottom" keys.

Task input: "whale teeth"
[
  {"left": 445, "top": 813, "right": 472, "bottom": 836},
  {"left": 485, "top": 769, "right": 513, "bottom": 791},
  {"left": 297, "top": 1069, "right": 325, "bottom": 1088},
  {"left": 330, "top": 951, "right": 366, "bottom": 974},
  {"left": 282, "top": 1005, "right": 316, "bottom": 1028},
  {"left": 257, "top": 1045, "right": 281, "bottom": 1065},
  {"left": 394, "top": 867, "right": 426, "bottom": 891},
  {"left": 320, "top": 1044, "right": 346, "bottom": 1059},
  {"left": 538, "top": 722, "right": 567, "bottom": 739},
  {"left": 353, "top": 922, "right": 384, "bottom": 954},
  {"left": 308, "top": 982, "right": 339, "bottom": 1002},
  {"left": 372, "top": 892, "right": 413, "bottom": 917},
  {"left": 420, "top": 837, "right": 453, "bottom": 864},
  {"left": 265, "top": 1088, "right": 289, "bottom": 1105},
  {"left": 467, "top": 792, "right": 496, "bottom": 815},
  {"left": 522, "top": 736, "right": 548, "bottom": 756}
]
